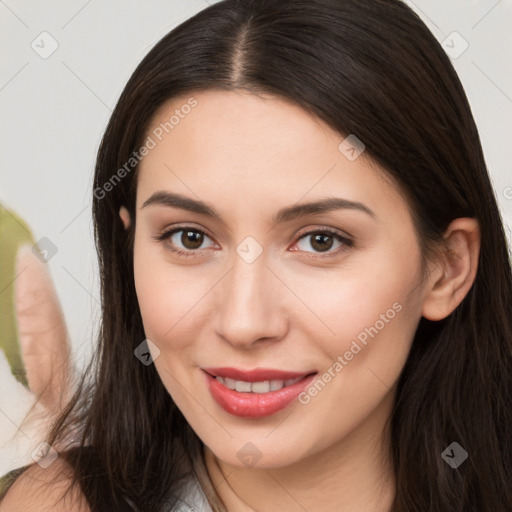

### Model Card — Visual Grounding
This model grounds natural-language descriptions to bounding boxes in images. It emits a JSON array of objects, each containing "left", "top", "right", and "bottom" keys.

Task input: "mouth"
[
  {"left": 203, "top": 367, "right": 317, "bottom": 393},
  {"left": 202, "top": 367, "right": 318, "bottom": 418}
]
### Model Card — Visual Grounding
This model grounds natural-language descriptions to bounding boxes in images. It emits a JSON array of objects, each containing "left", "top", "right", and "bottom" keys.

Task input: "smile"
[
  {"left": 213, "top": 375, "right": 304, "bottom": 394},
  {"left": 202, "top": 367, "right": 318, "bottom": 418}
]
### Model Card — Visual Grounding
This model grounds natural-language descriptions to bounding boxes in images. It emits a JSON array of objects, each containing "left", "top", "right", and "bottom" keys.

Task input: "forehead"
[
  {"left": 136, "top": 89, "right": 406, "bottom": 223},
  {"left": 142, "top": 89, "right": 338, "bottom": 169}
]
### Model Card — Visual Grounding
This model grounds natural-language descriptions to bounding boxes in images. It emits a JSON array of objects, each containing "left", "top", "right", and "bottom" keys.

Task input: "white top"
[{"left": 171, "top": 474, "right": 214, "bottom": 512}]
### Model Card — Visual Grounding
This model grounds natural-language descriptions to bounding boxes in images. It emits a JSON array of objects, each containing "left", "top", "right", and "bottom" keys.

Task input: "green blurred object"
[
  {"left": 0, "top": 466, "right": 28, "bottom": 499},
  {"left": 0, "top": 202, "right": 35, "bottom": 389}
]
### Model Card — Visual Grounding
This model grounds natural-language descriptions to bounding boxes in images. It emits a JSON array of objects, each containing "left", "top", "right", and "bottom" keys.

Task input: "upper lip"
[{"left": 202, "top": 367, "right": 317, "bottom": 382}]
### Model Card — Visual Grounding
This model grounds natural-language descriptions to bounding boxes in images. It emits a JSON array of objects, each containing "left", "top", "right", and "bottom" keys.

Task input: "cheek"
[
  {"left": 133, "top": 237, "right": 214, "bottom": 351},
  {"left": 288, "top": 251, "right": 425, "bottom": 423},
  {"left": 300, "top": 243, "right": 423, "bottom": 405},
  {"left": 133, "top": 235, "right": 172, "bottom": 341},
  {"left": 132, "top": 241, "right": 204, "bottom": 404},
  {"left": 290, "top": 239, "right": 423, "bottom": 354}
]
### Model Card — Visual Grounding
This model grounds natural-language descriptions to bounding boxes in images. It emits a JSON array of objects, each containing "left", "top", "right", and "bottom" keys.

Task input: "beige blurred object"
[
  {"left": 14, "top": 245, "right": 73, "bottom": 416},
  {"left": 0, "top": 245, "right": 74, "bottom": 478}
]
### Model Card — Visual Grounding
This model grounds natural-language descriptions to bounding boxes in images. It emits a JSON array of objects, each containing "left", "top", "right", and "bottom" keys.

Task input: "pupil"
[
  {"left": 182, "top": 231, "right": 203, "bottom": 249},
  {"left": 312, "top": 233, "right": 333, "bottom": 252}
]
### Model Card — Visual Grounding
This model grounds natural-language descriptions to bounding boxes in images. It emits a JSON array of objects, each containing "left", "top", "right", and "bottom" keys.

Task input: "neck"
[{"left": 204, "top": 388, "right": 397, "bottom": 512}]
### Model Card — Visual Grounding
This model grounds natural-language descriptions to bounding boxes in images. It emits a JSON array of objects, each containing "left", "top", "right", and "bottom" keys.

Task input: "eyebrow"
[{"left": 141, "top": 191, "right": 377, "bottom": 224}]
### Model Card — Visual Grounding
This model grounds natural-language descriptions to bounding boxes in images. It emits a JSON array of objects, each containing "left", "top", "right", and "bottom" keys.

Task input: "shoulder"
[
  {"left": 0, "top": 457, "right": 90, "bottom": 512},
  {"left": 173, "top": 474, "right": 213, "bottom": 512}
]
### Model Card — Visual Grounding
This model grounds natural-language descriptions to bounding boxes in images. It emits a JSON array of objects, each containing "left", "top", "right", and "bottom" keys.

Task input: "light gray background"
[{"left": 1, "top": 0, "right": 511, "bottom": 368}]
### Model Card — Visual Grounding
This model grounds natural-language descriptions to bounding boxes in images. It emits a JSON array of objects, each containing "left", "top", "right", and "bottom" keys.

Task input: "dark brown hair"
[{"left": 1, "top": 0, "right": 511, "bottom": 510}]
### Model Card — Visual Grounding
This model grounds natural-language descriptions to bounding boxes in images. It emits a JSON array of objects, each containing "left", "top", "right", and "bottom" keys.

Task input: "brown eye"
[
  {"left": 309, "top": 233, "right": 335, "bottom": 252},
  {"left": 292, "top": 228, "right": 353, "bottom": 256},
  {"left": 154, "top": 226, "right": 215, "bottom": 257},
  {"left": 180, "top": 230, "right": 204, "bottom": 250}
]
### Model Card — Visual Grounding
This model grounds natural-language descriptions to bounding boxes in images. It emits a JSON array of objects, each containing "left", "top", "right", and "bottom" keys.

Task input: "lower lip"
[{"left": 203, "top": 371, "right": 317, "bottom": 418}]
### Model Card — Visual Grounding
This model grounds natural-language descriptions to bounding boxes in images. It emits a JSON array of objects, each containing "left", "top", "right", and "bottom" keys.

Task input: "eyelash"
[{"left": 153, "top": 225, "right": 354, "bottom": 259}]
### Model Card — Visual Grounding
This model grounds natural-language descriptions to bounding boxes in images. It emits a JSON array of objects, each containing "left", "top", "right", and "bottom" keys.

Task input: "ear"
[
  {"left": 119, "top": 206, "right": 131, "bottom": 230},
  {"left": 422, "top": 217, "right": 480, "bottom": 321}
]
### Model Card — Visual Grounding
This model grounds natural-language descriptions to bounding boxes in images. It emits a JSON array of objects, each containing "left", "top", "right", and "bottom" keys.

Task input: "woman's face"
[{"left": 128, "top": 89, "right": 431, "bottom": 469}]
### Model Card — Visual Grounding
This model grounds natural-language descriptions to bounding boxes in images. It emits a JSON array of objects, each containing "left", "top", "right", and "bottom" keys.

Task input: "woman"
[{"left": 1, "top": 0, "right": 510, "bottom": 510}]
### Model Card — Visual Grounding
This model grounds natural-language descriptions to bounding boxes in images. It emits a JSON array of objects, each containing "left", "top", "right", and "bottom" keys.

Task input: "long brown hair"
[{"left": 2, "top": 0, "right": 511, "bottom": 510}]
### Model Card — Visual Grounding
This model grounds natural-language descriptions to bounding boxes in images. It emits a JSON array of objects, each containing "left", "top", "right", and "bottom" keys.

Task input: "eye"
[
  {"left": 291, "top": 227, "right": 353, "bottom": 257},
  {"left": 153, "top": 226, "right": 216, "bottom": 258},
  {"left": 153, "top": 225, "right": 353, "bottom": 259}
]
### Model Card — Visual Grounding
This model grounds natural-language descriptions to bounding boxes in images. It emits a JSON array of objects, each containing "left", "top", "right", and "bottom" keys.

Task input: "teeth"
[
  {"left": 270, "top": 380, "right": 284, "bottom": 391},
  {"left": 215, "top": 376, "right": 304, "bottom": 394},
  {"left": 235, "top": 380, "right": 251, "bottom": 392},
  {"left": 251, "top": 380, "right": 270, "bottom": 393},
  {"left": 285, "top": 377, "right": 303, "bottom": 386},
  {"left": 224, "top": 377, "right": 237, "bottom": 390}
]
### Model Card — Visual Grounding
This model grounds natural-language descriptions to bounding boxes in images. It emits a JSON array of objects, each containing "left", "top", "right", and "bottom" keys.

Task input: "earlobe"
[
  {"left": 119, "top": 206, "right": 131, "bottom": 230},
  {"left": 421, "top": 218, "right": 480, "bottom": 321}
]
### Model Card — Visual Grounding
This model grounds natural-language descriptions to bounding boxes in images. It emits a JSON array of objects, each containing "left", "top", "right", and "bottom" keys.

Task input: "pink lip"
[
  {"left": 202, "top": 369, "right": 318, "bottom": 419},
  {"left": 202, "top": 367, "right": 315, "bottom": 382}
]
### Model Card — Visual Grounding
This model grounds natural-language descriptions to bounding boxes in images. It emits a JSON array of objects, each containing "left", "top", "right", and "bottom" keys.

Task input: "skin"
[{"left": 119, "top": 90, "right": 480, "bottom": 512}]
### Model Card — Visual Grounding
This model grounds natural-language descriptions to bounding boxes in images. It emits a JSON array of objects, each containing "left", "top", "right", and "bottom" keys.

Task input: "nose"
[{"left": 214, "top": 250, "right": 289, "bottom": 350}]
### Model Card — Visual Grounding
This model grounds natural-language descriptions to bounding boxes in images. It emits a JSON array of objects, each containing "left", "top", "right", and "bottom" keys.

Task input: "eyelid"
[
  {"left": 155, "top": 222, "right": 214, "bottom": 239},
  {"left": 294, "top": 224, "right": 353, "bottom": 242}
]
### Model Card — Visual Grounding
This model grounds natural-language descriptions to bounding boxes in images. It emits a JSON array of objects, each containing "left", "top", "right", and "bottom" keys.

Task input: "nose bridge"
[{"left": 214, "top": 244, "right": 286, "bottom": 347}]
